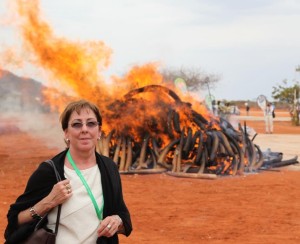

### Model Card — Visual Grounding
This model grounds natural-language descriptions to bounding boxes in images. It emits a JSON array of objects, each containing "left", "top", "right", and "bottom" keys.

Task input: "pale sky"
[{"left": 1, "top": 0, "right": 300, "bottom": 101}]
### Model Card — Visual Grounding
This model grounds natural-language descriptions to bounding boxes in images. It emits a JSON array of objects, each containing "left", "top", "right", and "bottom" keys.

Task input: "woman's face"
[{"left": 64, "top": 108, "right": 101, "bottom": 152}]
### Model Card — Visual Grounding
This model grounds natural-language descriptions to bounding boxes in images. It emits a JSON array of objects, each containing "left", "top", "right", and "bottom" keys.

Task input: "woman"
[{"left": 5, "top": 99, "right": 132, "bottom": 243}]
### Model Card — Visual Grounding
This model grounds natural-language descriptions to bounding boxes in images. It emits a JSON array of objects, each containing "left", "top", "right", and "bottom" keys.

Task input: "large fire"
[{"left": 1, "top": 0, "right": 270, "bottom": 178}]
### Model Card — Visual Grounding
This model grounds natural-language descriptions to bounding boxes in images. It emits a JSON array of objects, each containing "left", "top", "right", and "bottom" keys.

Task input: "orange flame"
[
  {"left": 3, "top": 0, "right": 213, "bottom": 143},
  {"left": 15, "top": 0, "right": 112, "bottom": 106}
]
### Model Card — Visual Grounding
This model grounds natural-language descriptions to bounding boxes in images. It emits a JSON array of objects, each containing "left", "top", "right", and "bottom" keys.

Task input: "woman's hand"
[
  {"left": 97, "top": 215, "right": 123, "bottom": 238},
  {"left": 44, "top": 179, "right": 73, "bottom": 208},
  {"left": 18, "top": 179, "right": 72, "bottom": 225}
]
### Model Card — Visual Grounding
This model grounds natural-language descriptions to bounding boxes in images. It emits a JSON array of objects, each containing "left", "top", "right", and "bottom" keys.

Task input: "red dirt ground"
[{"left": 1, "top": 109, "right": 300, "bottom": 243}]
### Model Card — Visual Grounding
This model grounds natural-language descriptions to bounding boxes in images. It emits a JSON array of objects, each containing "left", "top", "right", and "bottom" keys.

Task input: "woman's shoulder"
[
  {"left": 32, "top": 160, "right": 55, "bottom": 176},
  {"left": 97, "top": 153, "right": 114, "bottom": 164},
  {"left": 96, "top": 153, "right": 119, "bottom": 170},
  {"left": 29, "top": 160, "right": 59, "bottom": 184},
  {"left": 29, "top": 150, "right": 67, "bottom": 181}
]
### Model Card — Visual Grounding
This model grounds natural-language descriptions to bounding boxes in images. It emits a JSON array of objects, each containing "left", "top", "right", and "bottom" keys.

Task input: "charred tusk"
[
  {"left": 167, "top": 109, "right": 174, "bottom": 136},
  {"left": 216, "top": 130, "right": 234, "bottom": 157},
  {"left": 149, "top": 149, "right": 157, "bottom": 168},
  {"left": 246, "top": 137, "right": 257, "bottom": 172},
  {"left": 192, "top": 117, "right": 206, "bottom": 130},
  {"left": 124, "top": 84, "right": 182, "bottom": 103},
  {"left": 175, "top": 130, "right": 184, "bottom": 172},
  {"left": 167, "top": 171, "right": 217, "bottom": 179},
  {"left": 192, "top": 110, "right": 208, "bottom": 125},
  {"left": 113, "top": 137, "right": 122, "bottom": 165},
  {"left": 195, "top": 132, "right": 203, "bottom": 165},
  {"left": 251, "top": 144, "right": 264, "bottom": 171},
  {"left": 173, "top": 111, "right": 181, "bottom": 133},
  {"left": 151, "top": 138, "right": 160, "bottom": 158},
  {"left": 157, "top": 138, "right": 180, "bottom": 169},
  {"left": 183, "top": 127, "right": 193, "bottom": 155},
  {"left": 172, "top": 148, "right": 179, "bottom": 172},
  {"left": 102, "top": 130, "right": 114, "bottom": 157},
  {"left": 191, "top": 131, "right": 200, "bottom": 149},
  {"left": 119, "top": 137, "right": 127, "bottom": 171},
  {"left": 198, "top": 146, "right": 208, "bottom": 174},
  {"left": 223, "top": 130, "right": 244, "bottom": 174},
  {"left": 207, "top": 130, "right": 219, "bottom": 161},
  {"left": 124, "top": 138, "right": 133, "bottom": 171},
  {"left": 137, "top": 134, "right": 150, "bottom": 169}
]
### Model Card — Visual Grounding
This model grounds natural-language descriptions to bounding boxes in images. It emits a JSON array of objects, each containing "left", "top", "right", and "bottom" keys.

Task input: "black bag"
[
  {"left": 22, "top": 221, "right": 57, "bottom": 244},
  {"left": 272, "top": 110, "right": 275, "bottom": 118},
  {"left": 22, "top": 160, "right": 62, "bottom": 244}
]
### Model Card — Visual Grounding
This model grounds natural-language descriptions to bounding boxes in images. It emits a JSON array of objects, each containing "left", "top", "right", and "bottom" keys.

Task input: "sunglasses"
[{"left": 70, "top": 121, "right": 100, "bottom": 129}]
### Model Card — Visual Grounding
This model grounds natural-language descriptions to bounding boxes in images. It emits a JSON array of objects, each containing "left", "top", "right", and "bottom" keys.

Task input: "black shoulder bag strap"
[{"left": 35, "top": 160, "right": 62, "bottom": 234}]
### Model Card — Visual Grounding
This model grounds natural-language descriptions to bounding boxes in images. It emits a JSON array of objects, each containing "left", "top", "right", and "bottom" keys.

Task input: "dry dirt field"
[{"left": 1, "top": 108, "right": 300, "bottom": 243}]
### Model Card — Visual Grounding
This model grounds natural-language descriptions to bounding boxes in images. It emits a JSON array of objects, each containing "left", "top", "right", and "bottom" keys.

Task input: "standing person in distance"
[
  {"left": 264, "top": 103, "right": 275, "bottom": 134},
  {"left": 5, "top": 99, "right": 132, "bottom": 244},
  {"left": 245, "top": 102, "right": 250, "bottom": 116}
]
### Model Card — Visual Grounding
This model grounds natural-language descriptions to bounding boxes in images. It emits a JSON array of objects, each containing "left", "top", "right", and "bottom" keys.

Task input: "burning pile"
[{"left": 96, "top": 84, "right": 265, "bottom": 178}]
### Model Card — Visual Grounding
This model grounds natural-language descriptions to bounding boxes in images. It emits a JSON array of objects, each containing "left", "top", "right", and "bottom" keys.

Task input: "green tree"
[
  {"left": 272, "top": 79, "right": 300, "bottom": 125},
  {"left": 272, "top": 79, "right": 299, "bottom": 104}
]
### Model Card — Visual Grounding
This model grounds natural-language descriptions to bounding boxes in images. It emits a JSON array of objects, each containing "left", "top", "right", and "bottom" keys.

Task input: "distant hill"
[{"left": 0, "top": 69, "right": 50, "bottom": 112}]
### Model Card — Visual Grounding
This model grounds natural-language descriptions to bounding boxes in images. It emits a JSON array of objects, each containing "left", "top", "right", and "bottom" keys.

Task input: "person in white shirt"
[{"left": 264, "top": 103, "right": 274, "bottom": 134}]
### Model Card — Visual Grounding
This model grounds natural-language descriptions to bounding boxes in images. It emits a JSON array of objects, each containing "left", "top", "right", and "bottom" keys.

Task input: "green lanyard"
[{"left": 67, "top": 150, "right": 104, "bottom": 220}]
